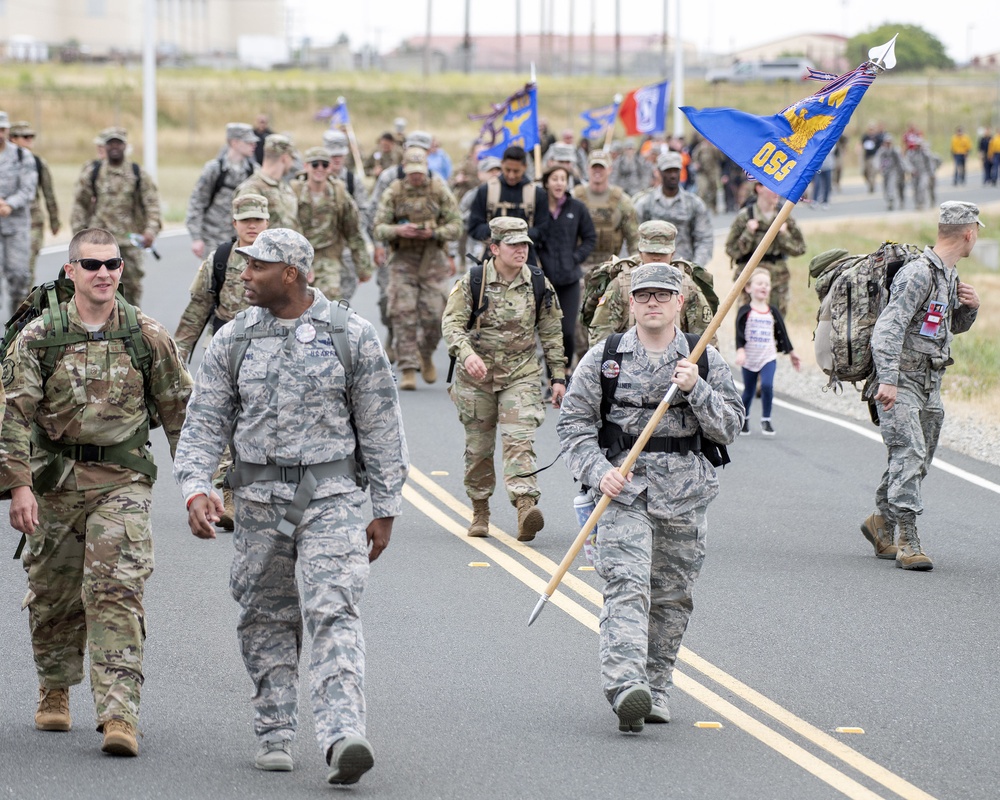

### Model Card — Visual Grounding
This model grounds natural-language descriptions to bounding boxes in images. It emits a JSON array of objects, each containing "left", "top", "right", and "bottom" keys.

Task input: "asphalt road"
[{"left": 2, "top": 181, "right": 1000, "bottom": 799}]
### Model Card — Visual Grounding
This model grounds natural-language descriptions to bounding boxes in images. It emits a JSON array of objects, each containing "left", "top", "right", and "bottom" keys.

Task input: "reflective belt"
[{"left": 228, "top": 458, "right": 358, "bottom": 536}]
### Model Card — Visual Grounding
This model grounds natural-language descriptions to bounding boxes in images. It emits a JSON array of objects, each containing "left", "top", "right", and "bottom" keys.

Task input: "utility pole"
[
  {"left": 589, "top": 0, "right": 596, "bottom": 76},
  {"left": 142, "top": 0, "right": 157, "bottom": 182},
  {"left": 423, "top": 0, "right": 432, "bottom": 78},
  {"left": 614, "top": 0, "right": 621, "bottom": 77},
  {"left": 672, "top": 0, "right": 684, "bottom": 138},
  {"left": 661, "top": 0, "right": 669, "bottom": 79},
  {"left": 515, "top": 0, "right": 522, "bottom": 74},
  {"left": 463, "top": 0, "right": 472, "bottom": 73},
  {"left": 568, "top": 0, "right": 575, "bottom": 77}
]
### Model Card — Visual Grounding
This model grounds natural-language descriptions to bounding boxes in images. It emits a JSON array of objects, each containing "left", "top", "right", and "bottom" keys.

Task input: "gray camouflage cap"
[
  {"left": 0, "top": 111, "right": 8, "bottom": 128},
  {"left": 405, "top": 130, "right": 433, "bottom": 151},
  {"left": 226, "top": 122, "right": 259, "bottom": 144},
  {"left": 489, "top": 216, "right": 533, "bottom": 245},
  {"left": 630, "top": 262, "right": 683, "bottom": 294},
  {"left": 478, "top": 156, "right": 502, "bottom": 173},
  {"left": 264, "top": 133, "right": 294, "bottom": 157},
  {"left": 939, "top": 201, "right": 984, "bottom": 228},
  {"left": 10, "top": 120, "right": 35, "bottom": 137},
  {"left": 637, "top": 220, "right": 677, "bottom": 255},
  {"left": 232, "top": 193, "right": 270, "bottom": 221},
  {"left": 322, "top": 129, "right": 349, "bottom": 156},
  {"left": 236, "top": 228, "right": 313, "bottom": 274},
  {"left": 657, "top": 151, "right": 683, "bottom": 171}
]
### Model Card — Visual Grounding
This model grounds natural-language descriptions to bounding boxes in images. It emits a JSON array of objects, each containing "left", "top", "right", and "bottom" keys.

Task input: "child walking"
[{"left": 735, "top": 268, "right": 800, "bottom": 435}]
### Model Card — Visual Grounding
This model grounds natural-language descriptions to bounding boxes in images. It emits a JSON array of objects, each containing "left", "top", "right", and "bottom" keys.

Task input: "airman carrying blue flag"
[
  {"left": 681, "top": 62, "right": 878, "bottom": 202},
  {"left": 470, "top": 84, "right": 540, "bottom": 160},
  {"left": 580, "top": 102, "right": 620, "bottom": 140}
]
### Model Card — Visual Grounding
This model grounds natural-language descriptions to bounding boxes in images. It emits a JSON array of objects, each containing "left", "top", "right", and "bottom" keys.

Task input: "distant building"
[
  {"left": 0, "top": 0, "right": 286, "bottom": 63},
  {"left": 721, "top": 33, "right": 849, "bottom": 73}
]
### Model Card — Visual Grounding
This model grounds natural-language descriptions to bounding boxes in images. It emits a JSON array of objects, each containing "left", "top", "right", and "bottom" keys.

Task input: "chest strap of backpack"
[
  {"left": 226, "top": 300, "right": 364, "bottom": 535},
  {"left": 30, "top": 423, "right": 156, "bottom": 495}
]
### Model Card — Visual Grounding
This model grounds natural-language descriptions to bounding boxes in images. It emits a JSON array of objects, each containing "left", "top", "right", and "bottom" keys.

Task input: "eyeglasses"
[
  {"left": 309, "top": 161, "right": 330, "bottom": 169},
  {"left": 70, "top": 257, "right": 124, "bottom": 272},
  {"left": 633, "top": 289, "right": 677, "bottom": 304}
]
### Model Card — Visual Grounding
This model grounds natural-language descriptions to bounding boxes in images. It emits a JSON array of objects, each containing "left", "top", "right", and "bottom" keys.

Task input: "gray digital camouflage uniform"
[
  {"left": 184, "top": 155, "right": 256, "bottom": 251},
  {"left": 869, "top": 245, "right": 977, "bottom": 528},
  {"left": 0, "top": 299, "right": 192, "bottom": 731},
  {"left": 632, "top": 188, "right": 714, "bottom": 267},
  {"left": 0, "top": 140, "right": 38, "bottom": 315},
  {"left": 557, "top": 327, "right": 742, "bottom": 715},
  {"left": 173, "top": 288, "right": 408, "bottom": 758}
]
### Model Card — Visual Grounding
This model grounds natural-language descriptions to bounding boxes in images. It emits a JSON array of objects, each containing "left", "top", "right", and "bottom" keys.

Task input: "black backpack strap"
[
  {"left": 131, "top": 162, "right": 145, "bottom": 216},
  {"left": 597, "top": 333, "right": 625, "bottom": 451},
  {"left": 212, "top": 239, "right": 236, "bottom": 306},
  {"left": 89, "top": 159, "right": 101, "bottom": 201},
  {"left": 683, "top": 332, "right": 710, "bottom": 381},
  {"left": 346, "top": 170, "right": 355, "bottom": 196},
  {"left": 466, "top": 263, "right": 488, "bottom": 330},
  {"left": 682, "top": 332, "right": 730, "bottom": 468},
  {"left": 528, "top": 266, "right": 551, "bottom": 325}
]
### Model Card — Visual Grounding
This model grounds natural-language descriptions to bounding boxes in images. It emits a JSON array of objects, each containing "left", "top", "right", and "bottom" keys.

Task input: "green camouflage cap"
[
  {"left": 589, "top": 149, "right": 611, "bottom": 168},
  {"left": 10, "top": 120, "right": 35, "bottom": 137},
  {"left": 489, "top": 216, "right": 533, "bottom": 246},
  {"left": 402, "top": 147, "right": 429, "bottom": 174},
  {"left": 236, "top": 228, "right": 313, "bottom": 274},
  {"left": 232, "top": 193, "right": 270, "bottom": 221},
  {"left": 264, "top": 133, "right": 294, "bottom": 157},
  {"left": 939, "top": 201, "right": 984, "bottom": 228},
  {"left": 226, "top": 122, "right": 258, "bottom": 144},
  {"left": 101, "top": 127, "right": 128, "bottom": 144},
  {"left": 304, "top": 146, "right": 331, "bottom": 163},
  {"left": 630, "top": 262, "right": 683, "bottom": 294},
  {"left": 637, "top": 220, "right": 677, "bottom": 255}
]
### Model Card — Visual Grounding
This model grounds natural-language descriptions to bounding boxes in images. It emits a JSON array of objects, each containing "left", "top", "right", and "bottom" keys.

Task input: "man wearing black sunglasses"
[{"left": 1, "top": 227, "right": 192, "bottom": 758}]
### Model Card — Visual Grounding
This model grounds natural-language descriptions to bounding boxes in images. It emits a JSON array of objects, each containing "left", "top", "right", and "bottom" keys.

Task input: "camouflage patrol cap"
[
  {"left": 402, "top": 147, "right": 429, "bottom": 174},
  {"left": 489, "top": 216, "right": 533, "bottom": 246},
  {"left": 322, "top": 130, "right": 349, "bottom": 156},
  {"left": 303, "top": 146, "right": 331, "bottom": 163},
  {"left": 657, "top": 151, "right": 683, "bottom": 171},
  {"left": 550, "top": 143, "right": 576, "bottom": 162},
  {"left": 405, "top": 130, "right": 433, "bottom": 151},
  {"left": 235, "top": 228, "right": 313, "bottom": 274},
  {"left": 264, "top": 133, "right": 294, "bottom": 157},
  {"left": 0, "top": 111, "right": 9, "bottom": 129},
  {"left": 394, "top": 117, "right": 407, "bottom": 131},
  {"left": 939, "top": 201, "right": 984, "bottom": 228},
  {"left": 10, "top": 120, "right": 35, "bottom": 137},
  {"left": 589, "top": 150, "right": 611, "bottom": 168},
  {"left": 609, "top": 141, "right": 624, "bottom": 154},
  {"left": 101, "top": 127, "right": 128, "bottom": 144},
  {"left": 478, "top": 156, "right": 502, "bottom": 173},
  {"left": 226, "top": 122, "right": 259, "bottom": 144},
  {"left": 232, "top": 193, "right": 270, "bottom": 221},
  {"left": 637, "top": 220, "right": 677, "bottom": 255},
  {"left": 630, "top": 262, "right": 683, "bottom": 295}
]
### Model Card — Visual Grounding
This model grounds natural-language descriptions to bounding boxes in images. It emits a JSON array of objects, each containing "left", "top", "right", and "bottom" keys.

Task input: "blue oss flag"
[
  {"left": 681, "top": 63, "right": 877, "bottom": 202},
  {"left": 580, "top": 102, "right": 620, "bottom": 140},
  {"left": 470, "top": 84, "right": 540, "bottom": 160},
  {"left": 315, "top": 100, "right": 350, "bottom": 126}
]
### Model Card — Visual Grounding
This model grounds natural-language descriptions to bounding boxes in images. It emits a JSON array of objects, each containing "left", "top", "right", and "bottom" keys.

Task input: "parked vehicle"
[{"left": 706, "top": 58, "right": 815, "bottom": 84}]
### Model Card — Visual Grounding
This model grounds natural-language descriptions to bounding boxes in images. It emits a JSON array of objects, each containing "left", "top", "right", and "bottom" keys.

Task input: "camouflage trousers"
[
  {"left": 883, "top": 170, "right": 905, "bottom": 210},
  {"left": 697, "top": 171, "right": 721, "bottom": 213},
  {"left": 230, "top": 491, "right": 370, "bottom": 754},
  {"left": 911, "top": 170, "right": 932, "bottom": 210},
  {"left": 387, "top": 246, "right": 449, "bottom": 370},
  {"left": 312, "top": 246, "right": 345, "bottom": 302},
  {"left": 21, "top": 476, "right": 153, "bottom": 728},
  {"left": 594, "top": 497, "right": 707, "bottom": 708},
  {"left": 29, "top": 221, "right": 44, "bottom": 285},
  {"left": 874, "top": 367, "right": 944, "bottom": 520},
  {"left": 449, "top": 373, "right": 545, "bottom": 504},
  {"left": 118, "top": 243, "right": 146, "bottom": 308},
  {"left": 0, "top": 220, "right": 32, "bottom": 318},
  {"left": 737, "top": 259, "right": 790, "bottom": 318}
]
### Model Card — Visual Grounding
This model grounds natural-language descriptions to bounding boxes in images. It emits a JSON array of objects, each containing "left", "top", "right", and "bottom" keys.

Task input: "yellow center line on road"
[{"left": 405, "top": 467, "right": 938, "bottom": 800}]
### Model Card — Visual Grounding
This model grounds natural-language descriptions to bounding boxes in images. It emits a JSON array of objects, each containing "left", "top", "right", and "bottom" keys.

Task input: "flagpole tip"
[{"left": 337, "top": 96, "right": 346, "bottom": 104}]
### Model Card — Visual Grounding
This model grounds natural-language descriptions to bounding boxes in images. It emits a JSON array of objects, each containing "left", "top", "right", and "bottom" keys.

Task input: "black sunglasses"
[
  {"left": 309, "top": 160, "right": 330, "bottom": 169},
  {"left": 70, "top": 257, "right": 124, "bottom": 272}
]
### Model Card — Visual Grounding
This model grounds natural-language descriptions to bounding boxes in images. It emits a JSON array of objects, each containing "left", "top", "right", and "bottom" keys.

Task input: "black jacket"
[
  {"left": 735, "top": 303, "right": 794, "bottom": 353},
  {"left": 537, "top": 197, "right": 596, "bottom": 287},
  {"left": 467, "top": 176, "right": 552, "bottom": 266}
]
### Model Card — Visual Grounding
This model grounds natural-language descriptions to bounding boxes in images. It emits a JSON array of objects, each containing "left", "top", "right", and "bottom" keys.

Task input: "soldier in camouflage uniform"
[
  {"left": 862, "top": 202, "right": 981, "bottom": 571},
  {"left": 633, "top": 151, "right": 714, "bottom": 267},
  {"left": 323, "top": 130, "right": 373, "bottom": 301},
  {"left": 610, "top": 138, "right": 653, "bottom": 197},
  {"left": 234, "top": 134, "right": 300, "bottom": 233},
  {"left": 905, "top": 142, "right": 941, "bottom": 211},
  {"left": 174, "top": 228, "right": 407, "bottom": 786},
  {"left": 588, "top": 220, "right": 715, "bottom": 349},
  {"left": 373, "top": 148, "right": 462, "bottom": 391},
  {"left": 1, "top": 227, "right": 192, "bottom": 756},
  {"left": 724, "top": 181, "right": 807, "bottom": 318},
  {"left": 293, "top": 147, "right": 372, "bottom": 301},
  {"left": 9, "top": 121, "right": 59, "bottom": 285},
  {"left": 573, "top": 150, "right": 639, "bottom": 269},
  {"left": 557, "top": 262, "right": 743, "bottom": 733},
  {"left": 878, "top": 134, "right": 906, "bottom": 211},
  {"left": 0, "top": 111, "right": 39, "bottom": 316},
  {"left": 364, "top": 132, "right": 402, "bottom": 178},
  {"left": 185, "top": 122, "right": 258, "bottom": 259},
  {"left": 442, "top": 217, "right": 566, "bottom": 542},
  {"left": 69, "top": 128, "right": 160, "bottom": 308},
  {"left": 691, "top": 138, "right": 722, "bottom": 213}
]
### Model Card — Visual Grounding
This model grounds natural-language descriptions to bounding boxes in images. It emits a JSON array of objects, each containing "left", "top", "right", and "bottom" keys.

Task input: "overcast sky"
[{"left": 285, "top": 0, "right": 996, "bottom": 64}]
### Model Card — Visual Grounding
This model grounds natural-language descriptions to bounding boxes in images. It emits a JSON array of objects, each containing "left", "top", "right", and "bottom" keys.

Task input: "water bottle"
[{"left": 574, "top": 490, "right": 598, "bottom": 566}]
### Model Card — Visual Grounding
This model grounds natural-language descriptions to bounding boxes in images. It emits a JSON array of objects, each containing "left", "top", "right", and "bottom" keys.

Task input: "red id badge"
[{"left": 919, "top": 300, "right": 946, "bottom": 337}]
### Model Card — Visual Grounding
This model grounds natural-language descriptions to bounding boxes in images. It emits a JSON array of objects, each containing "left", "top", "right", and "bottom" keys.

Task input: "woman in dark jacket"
[{"left": 538, "top": 165, "right": 596, "bottom": 371}]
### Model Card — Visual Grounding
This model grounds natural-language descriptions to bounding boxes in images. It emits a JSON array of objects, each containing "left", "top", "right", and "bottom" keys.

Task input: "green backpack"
[{"left": 579, "top": 255, "right": 633, "bottom": 329}]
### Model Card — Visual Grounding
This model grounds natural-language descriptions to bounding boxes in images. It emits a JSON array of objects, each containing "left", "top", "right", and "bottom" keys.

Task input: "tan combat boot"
[
  {"left": 860, "top": 511, "right": 897, "bottom": 560},
  {"left": 399, "top": 369, "right": 418, "bottom": 391},
  {"left": 101, "top": 718, "right": 139, "bottom": 757},
  {"left": 896, "top": 516, "right": 933, "bottom": 571},
  {"left": 35, "top": 687, "right": 71, "bottom": 731},
  {"left": 468, "top": 499, "right": 490, "bottom": 537},
  {"left": 420, "top": 355, "right": 438, "bottom": 384},
  {"left": 217, "top": 487, "right": 235, "bottom": 532},
  {"left": 515, "top": 496, "right": 544, "bottom": 542}
]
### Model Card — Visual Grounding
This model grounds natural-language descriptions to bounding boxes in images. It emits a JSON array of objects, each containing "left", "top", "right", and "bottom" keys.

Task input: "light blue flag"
[
  {"left": 580, "top": 102, "right": 620, "bottom": 140},
  {"left": 681, "top": 63, "right": 877, "bottom": 202},
  {"left": 470, "top": 84, "right": 540, "bottom": 160}
]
